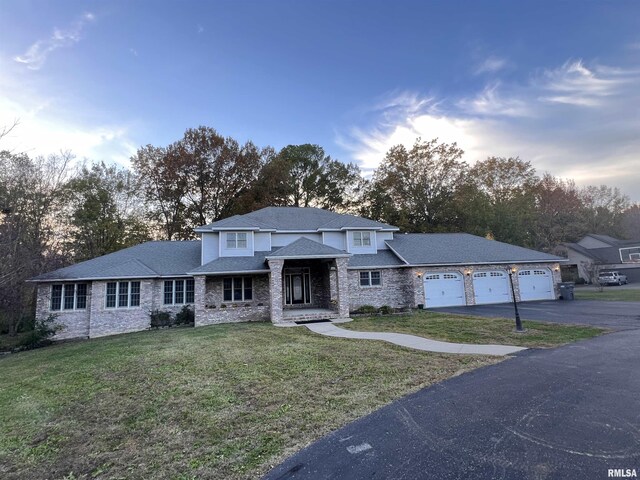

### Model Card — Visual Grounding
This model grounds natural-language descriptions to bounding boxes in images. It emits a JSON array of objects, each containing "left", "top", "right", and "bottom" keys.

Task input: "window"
[
  {"left": 359, "top": 271, "right": 381, "bottom": 287},
  {"left": 106, "top": 281, "right": 141, "bottom": 308},
  {"left": 352, "top": 231, "right": 372, "bottom": 247},
  {"left": 163, "top": 279, "right": 195, "bottom": 305},
  {"left": 223, "top": 277, "right": 252, "bottom": 302},
  {"left": 226, "top": 232, "right": 248, "bottom": 249},
  {"left": 50, "top": 283, "right": 88, "bottom": 311}
]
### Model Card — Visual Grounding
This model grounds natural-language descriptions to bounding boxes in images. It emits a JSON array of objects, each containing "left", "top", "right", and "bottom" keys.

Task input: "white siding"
[
  {"left": 271, "top": 233, "right": 323, "bottom": 247},
  {"left": 347, "top": 230, "right": 377, "bottom": 254},
  {"left": 323, "top": 232, "right": 346, "bottom": 250},
  {"left": 376, "top": 232, "right": 393, "bottom": 250},
  {"left": 254, "top": 232, "right": 271, "bottom": 252},
  {"left": 220, "top": 231, "right": 254, "bottom": 257},
  {"left": 201, "top": 233, "right": 219, "bottom": 264}
]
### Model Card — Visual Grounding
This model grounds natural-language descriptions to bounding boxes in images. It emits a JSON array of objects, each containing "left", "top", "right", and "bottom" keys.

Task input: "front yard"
[
  {"left": 574, "top": 286, "right": 640, "bottom": 302},
  {"left": 0, "top": 314, "right": 604, "bottom": 479}
]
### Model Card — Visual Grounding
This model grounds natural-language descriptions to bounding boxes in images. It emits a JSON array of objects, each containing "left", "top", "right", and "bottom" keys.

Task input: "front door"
[{"left": 284, "top": 268, "right": 311, "bottom": 305}]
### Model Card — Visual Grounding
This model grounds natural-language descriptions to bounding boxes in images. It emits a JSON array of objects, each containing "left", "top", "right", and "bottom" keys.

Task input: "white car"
[{"left": 597, "top": 271, "right": 628, "bottom": 286}]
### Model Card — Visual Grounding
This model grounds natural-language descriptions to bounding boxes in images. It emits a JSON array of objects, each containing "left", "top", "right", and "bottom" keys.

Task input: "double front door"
[{"left": 284, "top": 268, "right": 311, "bottom": 305}]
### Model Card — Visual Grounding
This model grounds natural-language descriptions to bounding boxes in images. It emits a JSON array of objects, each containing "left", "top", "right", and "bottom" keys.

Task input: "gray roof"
[
  {"left": 189, "top": 251, "right": 272, "bottom": 275},
  {"left": 31, "top": 241, "right": 201, "bottom": 282},
  {"left": 196, "top": 207, "right": 397, "bottom": 232},
  {"left": 387, "top": 233, "right": 564, "bottom": 265},
  {"left": 267, "top": 237, "right": 349, "bottom": 259},
  {"left": 565, "top": 243, "right": 625, "bottom": 264},
  {"left": 347, "top": 250, "right": 407, "bottom": 268}
]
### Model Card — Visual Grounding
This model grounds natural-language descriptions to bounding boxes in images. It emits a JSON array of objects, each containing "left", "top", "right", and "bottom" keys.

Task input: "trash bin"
[{"left": 558, "top": 282, "right": 575, "bottom": 300}]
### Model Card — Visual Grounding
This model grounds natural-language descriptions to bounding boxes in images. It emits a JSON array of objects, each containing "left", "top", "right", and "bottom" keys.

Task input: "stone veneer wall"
[
  {"left": 194, "top": 274, "right": 270, "bottom": 326},
  {"left": 347, "top": 267, "right": 414, "bottom": 311},
  {"left": 36, "top": 283, "right": 92, "bottom": 340}
]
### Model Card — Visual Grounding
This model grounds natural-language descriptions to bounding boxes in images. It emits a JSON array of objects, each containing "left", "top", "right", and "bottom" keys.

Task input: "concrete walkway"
[{"left": 304, "top": 322, "right": 526, "bottom": 356}]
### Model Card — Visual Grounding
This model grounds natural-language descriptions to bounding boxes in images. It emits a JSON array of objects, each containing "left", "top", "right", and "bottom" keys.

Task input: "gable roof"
[
  {"left": 387, "top": 233, "right": 564, "bottom": 266},
  {"left": 266, "top": 237, "right": 350, "bottom": 259},
  {"left": 31, "top": 241, "right": 201, "bottom": 282},
  {"left": 195, "top": 207, "right": 398, "bottom": 232}
]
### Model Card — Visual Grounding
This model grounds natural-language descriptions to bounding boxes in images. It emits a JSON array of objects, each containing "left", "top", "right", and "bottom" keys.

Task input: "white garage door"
[
  {"left": 423, "top": 272, "right": 466, "bottom": 308},
  {"left": 473, "top": 271, "right": 511, "bottom": 305},
  {"left": 518, "top": 268, "right": 554, "bottom": 301}
]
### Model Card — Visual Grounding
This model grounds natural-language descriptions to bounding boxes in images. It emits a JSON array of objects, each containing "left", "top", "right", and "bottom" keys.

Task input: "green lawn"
[
  {"left": 0, "top": 316, "right": 604, "bottom": 480},
  {"left": 344, "top": 310, "right": 605, "bottom": 348},
  {"left": 0, "top": 331, "right": 31, "bottom": 353},
  {"left": 0, "top": 323, "right": 498, "bottom": 480},
  {"left": 574, "top": 287, "right": 640, "bottom": 302}
]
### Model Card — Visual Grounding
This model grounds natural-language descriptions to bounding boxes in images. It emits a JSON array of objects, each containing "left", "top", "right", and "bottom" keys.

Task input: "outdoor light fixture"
[
  {"left": 507, "top": 266, "right": 524, "bottom": 332},
  {"left": 464, "top": 269, "right": 472, "bottom": 276},
  {"left": 416, "top": 272, "right": 423, "bottom": 278}
]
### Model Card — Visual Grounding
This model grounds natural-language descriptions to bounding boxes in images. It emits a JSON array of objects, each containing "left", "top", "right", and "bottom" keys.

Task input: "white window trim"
[
  {"left": 352, "top": 231, "right": 372, "bottom": 248},
  {"left": 50, "top": 283, "right": 88, "bottom": 312},
  {"left": 226, "top": 232, "right": 249, "bottom": 249},
  {"left": 105, "top": 281, "right": 141, "bottom": 309},
  {"left": 359, "top": 270, "right": 382, "bottom": 288},
  {"left": 163, "top": 279, "right": 195, "bottom": 305}
]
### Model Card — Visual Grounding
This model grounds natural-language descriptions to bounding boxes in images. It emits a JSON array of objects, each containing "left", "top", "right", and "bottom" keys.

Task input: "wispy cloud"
[
  {"left": 14, "top": 12, "right": 95, "bottom": 70},
  {"left": 197, "top": 24, "right": 205, "bottom": 34},
  {"left": 474, "top": 56, "right": 508, "bottom": 75},
  {"left": 339, "top": 58, "right": 640, "bottom": 200}
]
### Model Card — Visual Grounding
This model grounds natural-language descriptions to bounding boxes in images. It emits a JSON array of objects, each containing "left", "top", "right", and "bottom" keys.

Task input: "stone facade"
[
  {"left": 195, "top": 274, "right": 271, "bottom": 326},
  {"left": 347, "top": 267, "right": 414, "bottom": 311},
  {"left": 35, "top": 261, "right": 563, "bottom": 339}
]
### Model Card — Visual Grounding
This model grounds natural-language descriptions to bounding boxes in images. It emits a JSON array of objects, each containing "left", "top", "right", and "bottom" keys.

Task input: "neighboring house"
[
  {"left": 31, "top": 207, "right": 564, "bottom": 339},
  {"left": 564, "top": 234, "right": 640, "bottom": 283}
]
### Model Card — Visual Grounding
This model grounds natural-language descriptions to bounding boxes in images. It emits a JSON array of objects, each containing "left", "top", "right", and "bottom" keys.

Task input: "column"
[
  {"left": 335, "top": 257, "right": 350, "bottom": 318},
  {"left": 193, "top": 275, "right": 207, "bottom": 327},
  {"left": 268, "top": 259, "right": 284, "bottom": 324}
]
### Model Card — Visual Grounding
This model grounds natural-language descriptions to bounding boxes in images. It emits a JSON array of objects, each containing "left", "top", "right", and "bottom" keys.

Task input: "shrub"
[
  {"left": 357, "top": 305, "right": 378, "bottom": 314},
  {"left": 175, "top": 306, "right": 195, "bottom": 325},
  {"left": 19, "top": 314, "right": 62, "bottom": 349},
  {"left": 150, "top": 310, "right": 173, "bottom": 329},
  {"left": 379, "top": 305, "right": 394, "bottom": 315}
]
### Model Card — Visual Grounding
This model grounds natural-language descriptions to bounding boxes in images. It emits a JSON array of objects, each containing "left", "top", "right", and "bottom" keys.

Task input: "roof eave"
[
  {"left": 265, "top": 253, "right": 352, "bottom": 261},
  {"left": 187, "top": 269, "right": 270, "bottom": 276}
]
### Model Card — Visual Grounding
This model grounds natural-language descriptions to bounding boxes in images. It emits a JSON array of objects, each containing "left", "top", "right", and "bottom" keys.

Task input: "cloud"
[
  {"left": 474, "top": 56, "right": 508, "bottom": 75},
  {"left": 0, "top": 94, "right": 137, "bottom": 167},
  {"left": 14, "top": 12, "right": 95, "bottom": 70},
  {"left": 339, "top": 59, "right": 640, "bottom": 201},
  {"left": 197, "top": 24, "right": 205, "bottom": 34},
  {"left": 129, "top": 48, "right": 138, "bottom": 57}
]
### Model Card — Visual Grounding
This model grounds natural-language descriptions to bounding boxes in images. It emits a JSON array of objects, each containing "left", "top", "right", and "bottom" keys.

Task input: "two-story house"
[
  {"left": 563, "top": 234, "right": 640, "bottom": 283},
  {"left": 31, "top": 207, "right": 564, "bottom": 339}
]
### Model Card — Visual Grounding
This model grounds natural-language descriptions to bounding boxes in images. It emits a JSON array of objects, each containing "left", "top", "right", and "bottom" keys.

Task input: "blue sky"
[{"left": 1, "top": 0, "right": 639, "bottom": 200}]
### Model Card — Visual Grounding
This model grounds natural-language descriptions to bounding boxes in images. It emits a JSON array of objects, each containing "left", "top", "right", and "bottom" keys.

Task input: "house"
[
  {"left": 31, "top": 207, "right": 564, "bottom": 339},
  {"left": 563, "top": 234, "right": 640, "bottom": 283}
]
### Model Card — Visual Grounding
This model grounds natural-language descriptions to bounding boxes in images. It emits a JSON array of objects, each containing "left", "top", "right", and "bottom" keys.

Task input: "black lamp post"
[{"left": 507, "top": 267, "right": 524, "bottom": 332}]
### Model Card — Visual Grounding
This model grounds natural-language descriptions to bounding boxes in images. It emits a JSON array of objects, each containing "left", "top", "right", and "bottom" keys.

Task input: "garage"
[
  {"left": 473, "top": 271, "right": 511, "bottom": 304},
  {"left": 518, "top": 268, "right": 555, "bottom": 301},
  {"left": 423, "top": 272, "right": 466, "bottom": 308}
]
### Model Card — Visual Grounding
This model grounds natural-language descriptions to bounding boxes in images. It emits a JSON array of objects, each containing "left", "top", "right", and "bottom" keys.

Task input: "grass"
[
  {"left": 344, "top": 310, "right": 605, "bottom": 348},
  {"left": 0, "top": 322, "right": 499, "bottom": 480},
  {"left": 0, "top": 315, "right": 604, "bottom": 479},
  {"left": 0, "top": 331, "right": 30, "bottom": 352},
  {"left": 574, "top": 287, "right": 640, "bottom": 302}
]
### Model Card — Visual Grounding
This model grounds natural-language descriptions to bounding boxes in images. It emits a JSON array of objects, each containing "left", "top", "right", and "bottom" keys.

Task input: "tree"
[
  {"left": 621, "top": 204, "right": 640, "bottom": 239},
  {"left": 244, "top": 144, "right": 362, "bottom": 212},
  {"left": 579, "top": 185, "right": 630, "bottom": 237},
  {"left": 364, "top": 138, "right": 467, "bottom": 232},
  {"left": 531, "top": 174, "right": 587, "bottom": 252},
  {"left": 62, "top": 162, "right": 150, "bottom": 261},
  {"left": 468, "top": 157, "right": 538, "bottom": 246},
  {"left": 0, "top": 151, "right": 72, "bottom": 336}
]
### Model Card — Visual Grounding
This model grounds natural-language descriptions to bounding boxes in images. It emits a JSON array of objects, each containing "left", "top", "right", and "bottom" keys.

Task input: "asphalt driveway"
[
  {"left": 265, "top": 302, "right": 640, "bottom": 480},
  {"left": 436, "top": 300, "right": 640, "bottom": 330}
]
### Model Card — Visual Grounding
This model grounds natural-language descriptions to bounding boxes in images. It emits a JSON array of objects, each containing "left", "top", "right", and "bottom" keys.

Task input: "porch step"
[{"left": 283, "top": 311, "right": 340, "bottom": 322}]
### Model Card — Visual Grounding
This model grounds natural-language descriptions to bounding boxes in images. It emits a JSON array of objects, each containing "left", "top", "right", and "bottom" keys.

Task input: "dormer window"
[
  {"left": 353, "top": 231, "right": 371, "bottom": 247},
  {"left": 226, "top": 232, "right": 248, "bottom": 249}
]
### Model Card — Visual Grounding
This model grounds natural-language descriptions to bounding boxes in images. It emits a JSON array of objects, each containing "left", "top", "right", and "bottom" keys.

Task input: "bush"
[
  {"left": 150, "top": 310, "right": 173, "bottom": 329},
  {"left": 357, "top": 305, "right": 379, "bottom": 314},
  {"left": 175, "top": 306, "right": 195, "bottom": 325},
  {"left": 19, "top": 314, "right": 62, "bottom": 349},
  {"left": 379, "top": 305, "right": 394, "bottom": 315}
]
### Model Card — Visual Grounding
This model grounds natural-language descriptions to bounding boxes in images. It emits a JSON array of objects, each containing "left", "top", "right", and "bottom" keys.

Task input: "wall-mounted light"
[
  {"left": 554, "top": 266, "right": 560, "bottom": 272},
  {"left": 464, "top": 269, "right": 472, "bottom": 277},
  {"left": 416, "top": 271, "right": 423, "bottom": 278},
  {"left": 511, "top": 266, "right": 518, "bottom": 274}
]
